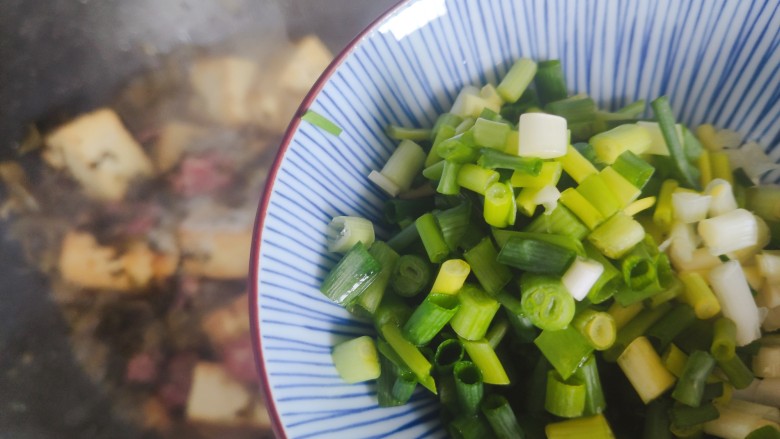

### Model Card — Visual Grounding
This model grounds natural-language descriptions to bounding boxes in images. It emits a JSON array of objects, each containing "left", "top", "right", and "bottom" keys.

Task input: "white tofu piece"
[
  {"left": 44, "top": 109, "right": 153, "bottom": 201},
  {"left": 152, "top": 121, "right": 207, "bottom": 173},
  {"left": 202, "top": 294, "right": 251, "bottom": 346},
  {"left": 189, "top": 57, "right": 259, "bottom": 126},
  {"left": 186, "top": 362, "right": 269, "bottom": 428},
  {"left": 178, "top": 203, "right": 254, "bottom": 279}
]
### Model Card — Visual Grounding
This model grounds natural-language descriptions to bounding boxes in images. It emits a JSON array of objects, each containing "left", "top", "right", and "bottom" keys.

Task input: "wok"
[{"left": 0, "top": 1, "right": 397, "bottom": 437}]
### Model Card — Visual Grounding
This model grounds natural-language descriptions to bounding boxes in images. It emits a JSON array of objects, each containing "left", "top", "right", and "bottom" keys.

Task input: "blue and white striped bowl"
[{"left": 250, "top": 1, "right": 780, "bottom": 437}]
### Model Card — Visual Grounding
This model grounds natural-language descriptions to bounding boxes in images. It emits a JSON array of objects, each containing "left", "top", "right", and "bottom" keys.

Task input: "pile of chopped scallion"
[{"left": 317, "top": 58, "right": 780, "bottom": 439}]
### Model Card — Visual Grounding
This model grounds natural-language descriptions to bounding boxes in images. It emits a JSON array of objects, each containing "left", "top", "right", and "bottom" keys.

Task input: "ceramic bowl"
[{"left": 250, "top": 0, "right": 780, "bottom": 437}]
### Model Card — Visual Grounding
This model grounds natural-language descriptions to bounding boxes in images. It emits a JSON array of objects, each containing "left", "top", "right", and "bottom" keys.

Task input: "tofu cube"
[
  {"left": 185, "top": 362, "right": 269, "bottom": 428},
  {"left": 202, "top": 294, "right": 251, "bottom": 346},
  {"left": 278, "top": 35, "right": 333, "bottom": 93},
  {"left": 44, "top": 108, "right": 153, "bottom": 201},
  {"left": 152, "top": 121, "right": 207, "bottom": 173},
  {"left": 189, "top": 57, "right": 259, "bottom": 126}
]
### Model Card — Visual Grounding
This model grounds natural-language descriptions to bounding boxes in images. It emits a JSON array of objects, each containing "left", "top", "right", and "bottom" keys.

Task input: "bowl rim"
[{"left": 248, "top": 1, "right": 414, "bottom": 437}]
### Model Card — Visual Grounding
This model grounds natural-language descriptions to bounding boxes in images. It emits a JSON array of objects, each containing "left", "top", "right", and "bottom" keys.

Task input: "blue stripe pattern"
[{"left": 254, "top": 0, "right": 780, "bottom": 437}]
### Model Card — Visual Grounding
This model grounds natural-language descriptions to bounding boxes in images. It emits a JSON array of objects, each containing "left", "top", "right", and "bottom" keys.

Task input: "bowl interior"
[{"left": 251, "top": 0, "right": 780, "bottom": 437}]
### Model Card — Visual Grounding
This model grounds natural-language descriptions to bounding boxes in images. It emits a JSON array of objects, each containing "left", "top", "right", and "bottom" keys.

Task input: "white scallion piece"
[
  {"left": 534, "top": 184, "right": 561, "bottom": 214},
  {"left": 703, "top": 401, "right": 780, "bottom": 439},
  {"left": 331, "top": 335, "right": 381, "bottom": 384},
  {"left": 672, "top": 191, "right": 711, "bottom": 224},
  {"left": 698, "top": 208, "right": 758, "bottom": 255},
  {"left": 517, "top": 113, "right": 568, "bottom": 159},
  {"left": 753, "top": 346, "right": 780, "bottom": 378},
  {"left": 757, "top": 250, "right": 780, "bottom": 282},
  {"left": 450, "top": 85, "right": 500, "bottom": 118},
  {"left": 669, "top": 222, "right": 698, "bottom": 266},
  {"left": 670, "top": 247, "right": 721, "bottom": 274},
  {"left": 763, "top": 306, "right": 780, "bottom": 332},
  {"left": 707, "top": 261, "right": 762, "bottom": 346},
  {"left": 733, "top": 378, "right": 780, "bottom": 409},
  {"left": 326, "top": 216, "right": 375, "bottom": 253},
  {"left": 635, "top": 121, "right": 683, "bottom": 156},
  {"left": 704, "top": 178, "right": 738, "bottom": 217},
  {"left": 757, "top": 282, "right": 780, "bottom": 309},
  {"left": 728, "top": 215, "right": 771, "bottom": 263},
  {"left": 743, "top": 265, "right": 766, "bottom": 292},
  {"left": 377, "top": 139, "right": 427, "bottom": 195},
  {"left": 368, "top": 170, "right": 400, "bottom": 196},
  {"left": 724, "top": 399, "right": 780, "bottom": 424},
  {"left": 562, "top": 257, "right": 605, "bottom": 301}
]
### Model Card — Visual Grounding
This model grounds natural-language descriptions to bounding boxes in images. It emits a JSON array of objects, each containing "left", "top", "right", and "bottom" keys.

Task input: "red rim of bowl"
[{"left": 249, "top": 1, "right": 413, "bottom": 437}]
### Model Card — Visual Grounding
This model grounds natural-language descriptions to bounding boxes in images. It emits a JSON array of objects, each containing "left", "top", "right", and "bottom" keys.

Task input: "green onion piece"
[
  {"left": 669, "top": 402, "right": 720, "bottom": 429},
  {"left": 546, "top": 95, "right": 597, "bottom": 124},
  {"left": 472, "top": 118, "right": 511, "bottom": 149},
  {"left": 437, "top": 132, "right": 480, "bottom": 163},
  {"left": 478, "top": 148, "right": 543, "bottom": 173},
  {"left": 432, "top": 112, "right": 464, "bottom": 137},
  {"left": 645, "top": 304, "right": 697, "bottom": 352},
  {"left": 422, "top": 160, "right": 445, "bottom": 180},
  {"left": 387, "top": 125, "right": 431, "bottom": 141},
  {"left": 494, "top": 230, "right": 585, "bottom": 256},
  {"left": 534, "top": 325, "right": 594, "bottom": 380},
  {"left": 511, "top": 160, "right": 563, "bottom": 188},
  {"left": 587, "top": 212, "right": 646, "bottom": 259},
  {"left": 454, "top": 361, "right": 484, "bottom": 416},
  {"left": 603, "top": 302, "right": 672, "bottom": 362},
  {"left": 434, "top": 338, "right": 465, "bottom": 373},
  {"left": 373, "top": 293, "right": 412, "bottom": 330},
  {"left": 302, "top": 109, "right": 343, "bottom": 136},
  {"left": 379, "top": 322, "right": 436, "bottom": 393},
  {"left": 376, "top": 347, "right": 417, "bottom": 407},
  {"left": 390, "top": 254, "right": 431, "bottom": 297},
  {"left": 672, "top": 350, "right": 717, "bottom": 407},
  {"left": 430, "top": 258, "right": 471, "bottom": 295},
  {"left": 583, "top": 242, "right": 623, "bottom": 304},
  {"left": 384, "top": 198, "right": 434, "bottom": 225},
  {"left": 461, "top": 338, "right": 510, "bottom": 385},
  {"left": 612, "top": 150, "right": 655, "bottom": 190},
  {"left": 616, "top": 99, "right": 646, "bottom": 117},
  {"left": 463, "top": 237, "right": 512, "bottom": 295},
  {"left": 457, "top": 163, "right": 501, "bottom": 194},
  {"left": 651, "top": 96, "right": 700, "bottom": 189},
  {"left": 415, "top": 213, "right": 449, "bottom": 263},
  {"left": 525, "top": 204, "right": 590, "bottom": 241},
  {"left": 577, "top": 173, "right": 621, "bottom": 217},
  {"left": 326, "top": 216, "right": 375, "bottom": 253},
  {"left": 372, "top": 139, "right": 428, "bottom": 196},
  {"left": 357, "top": 242, "right": 400, "bottom": 314},
  {"left": 386, "top": 221, "right": 419, "bottom": 252},
  {"left": 500, "top": 88, "right": 540, "bottom": 121},
  {"left": 484, "top": 181, "right": 516, "bottom": 228},
  {"left": 746, "top": 426, "right": 780, "bottom": 439},
  {"left": 608, "top": 301, "right": 644, "bottom": 330},
  {"left": 545, "top": 415, "right": 615, "bottom": 439},
  {"left": 617, "top": 336, "right": 677, "bottom": 404},
  {"left": 450, "top": 284, "right": 501, "bottom": 340},
  {"left": 435, "top": 161, "right": 461, "bottom": 195},
  {"left": 427, "top": 124, "right": 458, "bottom": 167},
  {"left": 545, "top": 370, "right": 586, "bottom": 418},
  {"left": 331, "top": 336, "right": 380, "bottom": 383},
  {"left": 435, "top": 201, "right": 471, "bottom": 251},
  {"left": 560, "top": 187, "right": 606, "bottom": 230},
  {"left": 710, "top": 317, "right": 738, "bottom": 362},
  {"left": 600, "top": 167, "right": 642, "bottom": 207},
  {"left": 534, "top": 60, "right": 568, "bottom": 105},
  {"left": 497, "top": 58, "right": 538, "bottom": 103},
  {"left": 746, "top": 186, "right": 780, "bottom": 222},
  {"left": 499, "top": 237, "right": 576, "bottom": 276},
  {"left": 448, "top": 415, "right": 494, "bottom": 439},
  {"left": 700, "top": 381, "right": 724, "bottom": 402},
  {"left": 497, "top": 293, "right": 539, "bottom": 343},
  {"left": 485, "top": 316, "right": 509, "bottom": 348},
  {"left": 716, "top": 353, "right": 754, "bottom": 390},
  {"left": 402, "top": 293, "right": 460, "bottom": 345},
  {"left": 643, "top": 399, "right": 673, "bottom": 439},
  {"left": 320, "top": 242, "right": 381, "bottom": 306},
  {"left": 520, "top": 273, "right": 576, "bottom": 331},
  {"left": 456, "top": 117, "right": 477, "bottom": 134},
  {"left": 591, "top": 124, "right": 653, "bottom": 164},
  {"left": 481, "top": 394, "right": 526, "bottom": 439},
  {"left": 574, "top": 354, "right": 607, "bottom": 415},
  {"left": 662, "top": 343, "right": 690, "bottom": 378},
  {"left": 572, "top": 309, "right": 617, "bottom": 351},
  {"left": 561, "top": 143, "right": 599, "bottom": 183},
  {"left": 674, "top": 319, "right": 715, "bottom": 354},
  {"left": 678, "top": 272, "right": 721, "bottom": 320}
]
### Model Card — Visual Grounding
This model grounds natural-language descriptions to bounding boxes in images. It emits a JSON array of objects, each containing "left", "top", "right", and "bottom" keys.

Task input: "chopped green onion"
[
  {"left": 402, "top": 293, "right": 459, "bottom": 345},
  {"left": 511, "top": 160, "right": 562, "bottom": 188},
  {"left": 574, "top": 354, "right": 607, "bottom": 415},
  {"left": 376, "top": 348, "right": 417, "bottom": 407},
  {"left": 617, "top": 336, "right": 677, "bottom": 404},
  {"left": 612, "top": 150, "right": 655, "bottom": 189},
  {"left": 644, "top": 399, "right": 673, "bottom": 439},
  {"left": 560, "top": 144, "right": 599, "bottom": 183},
  {"left": 326, "top": 216, "right": 375, "bottom": 253},
  {"left": 386, "top": 221, "right": 419, "bottom": 252},
  {"left": 435, "top": 201, "right": 471, "bottom": 251},
  {"left": 591, "top": 124, "right": 653, "bottom": 164},
  {"left": 520, "top": 273, "right": 576, "bottom": 331},
  {"left": 331, "top": 336, "right": 380, "bottom": 383},
  {"left": 607, "top": 301, "right": 644, "bottom": 331},
  {"left": 387, "top": 125, "right": 431, "bottom": 141},
  {"left": 545, "top": 414, "right": 615, "bottom": 439},
  {"left": 604, "top": 302, "right": 672, "bottom": 362},
  {"left": 478, "top": 148, "right": 543, "bottom": 173},
  {"left": 645, "top": 304, "right": 696, "bottom": 353},
  {"left": 430, "top": 259, "right": 471, "bottom": 295},
  {"left": 320, "top": 242, "right": 381, "bottom": 306},
  {"left": 437, "top": 132, "right": 480, "bottom": 163},
  {"left": 454, "top": 361, "right": 484, "bottom": 416},
  {"left": 451, "top": 85, "right": 500, "bottom": 118},
  {"left": 461, "top": 338, "right": 510, "bottom": 385},
  {"left": 450, "top": 284, "right": 501, "bottom": 341},
  {"left": 672, "top": 190, "right": 712, "bottom": 224},
  {"left": 422, "top": 160, "right": 445, "bottom": 180},
  {"left": 518, "top": 113, "right": 568, "bottom": 159},
  {"left": 577, "top": 173, "right": 621, "bottom": 218},
  {"left": 302, "top": 109, "right": 343, "bottom": 136},
  {"left": 434, "top": 338, "right": 464, "bottom": 373},
  {"left": 651, "top": 97, "right": 700, "bottom": 189},
  {"left": 497, "top": 58, "right": 537, "bottom": 103},
  {"left": 427, "top": 124, "right": 457, "bottom": 167},
  {"left": 672, "top": 350, "right": 716, "bottom": 407},
  {"left": 708, "top": 260, "right": 762, "bottom": 346},
  {"left": 457, "top": 163, "right": 500, "bottom": 194},
  {"left": 484, "top": 181, "right": 516, "bottom": 228},
  {"left": 534, "top": 325, "right": 593, "bottom": 380},
  {"left": 587, "top": 212, "right": 646, "bottom": 259},
  {"left": 415, "top": 213, "right": 449, "bottom": 263},
  {"left": 583, "top": 242, "right": 623, "bottom": 304},
  {"left": 499, "top": 236, "right": 577, "bottom": 276},
  {"left": 546, "top": 95, "right": 598, "bottom": 124},
  {"left": 711, "top": 317, "right": 737, "bottom": 362},
  {"left": 562, "top": 257, "right": 605, "bottom": 302},
  {"left": 600, "top": 166, "right": 642, "bottom": 207},
  {"left": 525, "top": 204, "right": 590, "bottom": 241},
  {"left": 390, "top": 254, "right": 431, "bottom": 297},
  {"left": 560, "top": 187, "right": 605, "bottom": 229},
  {"left": 379, "top": 322, "right": 436, "bottom": 393},
  {"left": 572, "top": 309, "right": 616, "bottom": 350},
  {"left": 448, "top": 415, "right": 494, "bottom": 439},
  {"left": 678, "top": 272, "right": 721, "bottom": 320},
  {"left": 534, "top": 60, "right": 568, "bottom": 105},
  {"left": 463, "top": 237, "right": 512, "bottom": 295},
  {"left": 753, "top": 345, "right": 780, "bottom": 378},
  {"left": 369, "top": 139, "right": 427, "bottom": 196},
  {"left": 437, "top": 160, "right": 463, "bottom": 195},
  {"left": 481, "top": 394, "right": 526, "bottom": 439},
  {"left": 357, "top": 242, "right": 399, "bottom": 314},
  {"left": 545, "top": 370, "right": 586, "bottom": 418},
  {"left": 485, "top": 317, "right": 509, "bottom": 349},
  {"left": 746, "top": 426, "right": 780, "bottom": 439},
  {"left": 698, "top": 208, "right": 759, "bottom": 255},
  {"left": 746, "top": 186, "right": 780, "bottom": 222},
  {"left": 472, "top": 118, "right": 511, "bottom": 149},
  {"left": 653, "top": 179, "right": 680, "bottom": 230},
  {"left": 669, "top": 402, "right": 720, "bottom": 429}
]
